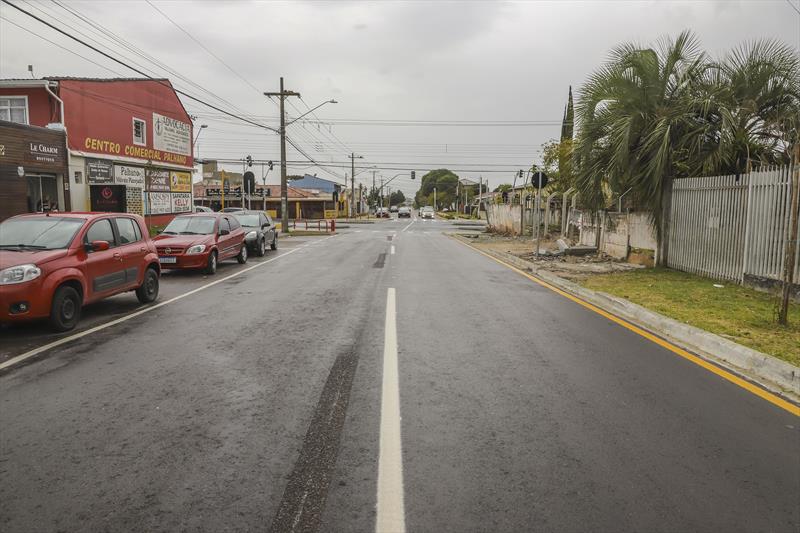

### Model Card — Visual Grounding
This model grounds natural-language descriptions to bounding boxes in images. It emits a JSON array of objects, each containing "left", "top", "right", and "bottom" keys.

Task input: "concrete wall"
[
  {"left": 486, "top": 204, "right": 522, "bottom": 234},
  {"left": 579, "top": 211, "right": 657, "bottom": 259}
]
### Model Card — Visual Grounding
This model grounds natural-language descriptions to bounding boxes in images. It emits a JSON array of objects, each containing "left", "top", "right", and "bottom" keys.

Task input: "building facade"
[
  {"left": 0, "top": 120, "right": 69, "bottom": 220},
  {"left": 0, "top": 78, "right": 194, "bottom": 226}
]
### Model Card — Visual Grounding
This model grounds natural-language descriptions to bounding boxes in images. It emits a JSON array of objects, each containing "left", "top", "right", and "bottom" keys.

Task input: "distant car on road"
[
  {"left": 389, "top": 205, "right": 399, "bottom": 213},
  {"left": 232, "top": 211, "right": 277, "bottom": 256},
  {"left": 0, "top": 213, "right": 160, "bottom": 331},
  {"left": 398, "top": 206, "right": 411, "bottom": 218},
  {"left": 375, "top": 208, "right": 391, "bottom": 218},
  {"left": 154, "top": 213, "right": 247, "bottom": 274},
  {"left": 421, "top": 206, "right": 435, "bottom": 219},
  {"left": 193, "top": 205, "right": 213, "bottom": 213}
]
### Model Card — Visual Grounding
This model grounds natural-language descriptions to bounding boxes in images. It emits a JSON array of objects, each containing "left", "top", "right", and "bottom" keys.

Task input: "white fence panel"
[{"left": 668, "top": 166, "right": 798, "bottom": 284}]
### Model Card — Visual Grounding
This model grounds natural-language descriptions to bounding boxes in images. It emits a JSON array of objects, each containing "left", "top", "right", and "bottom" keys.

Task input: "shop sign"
[
  {"left": 170, "top": 171, "right": 191, "bottom": 192},
  {"left": 90, "top": 184, "right": 127, "bottom": 212},
  {"left": 146, "top": 168, "right": 170, "bottom": 191},
  {"left": 86, "top": 158, "right": 114, "bottom": 184},
  {"left": 147, "top": 192, "right": 172, "bottom": 214},
  {"left": 28, "top": 142, "right": 61, "bottom": 164},
  {"left": 171, "top": 192, "right": 192, "bottom": 213},
  {"left": 153, "top": 112, "right": 191, "bottom": 156},
  {"left": 114, "top": 165, "right": 145, "bottom": 187}
]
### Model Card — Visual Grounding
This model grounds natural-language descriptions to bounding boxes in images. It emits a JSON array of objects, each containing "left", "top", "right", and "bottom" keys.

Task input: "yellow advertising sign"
[
  {"left": 170, "top": 171, "right": 191, "bottom": 192},
  {"left": 324, "top": 209, "right": 338, "bottom": 219}
]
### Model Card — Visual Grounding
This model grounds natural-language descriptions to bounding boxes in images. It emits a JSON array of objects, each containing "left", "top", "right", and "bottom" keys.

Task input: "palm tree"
[
  {"left": 688, "top": 39, "right": 799, "bottom": 176},
  {"left": 573, "top": 31, "right": 708, "bottom": 250}
]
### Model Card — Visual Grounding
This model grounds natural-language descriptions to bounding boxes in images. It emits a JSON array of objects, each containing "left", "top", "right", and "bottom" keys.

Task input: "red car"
[
  {"left": 153, "top": 213, "right": 248, "bottom": 274},
  {"left": 0, "top": 212, "right": 160, "bottom": 331}
]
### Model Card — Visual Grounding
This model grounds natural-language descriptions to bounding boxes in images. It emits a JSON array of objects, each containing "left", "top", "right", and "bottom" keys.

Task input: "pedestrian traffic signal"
[
  {"left": 518, "top": 169, "right": 524, "bottom": 178},
  {"left": 246, "top": 155, "right": 253, "bottom": 167}
]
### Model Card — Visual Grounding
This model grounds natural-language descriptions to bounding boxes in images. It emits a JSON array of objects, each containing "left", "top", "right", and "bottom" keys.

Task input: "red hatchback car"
[
  {"left": 0, "top": 212, "right": 160, "bottom": 331},
  {"left": 153, "top": 213, "right": 248, "bottom": 274}
]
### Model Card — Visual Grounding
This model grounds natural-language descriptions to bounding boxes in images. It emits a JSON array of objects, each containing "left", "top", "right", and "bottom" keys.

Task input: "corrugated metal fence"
[{"left": 668, "top": 166, "right": 799, "bottom": 284}]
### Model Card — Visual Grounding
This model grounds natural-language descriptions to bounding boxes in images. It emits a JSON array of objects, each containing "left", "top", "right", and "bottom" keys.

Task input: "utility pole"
[
  {"left": 433, "top": 187, "right": 437, "bottom": 211},
  {"left": 264, "top": 77, "right": 300, "bottom": 233},
  {"left": 372, "top": 171, "right": 376, "bottom": 215},
  {"left": 380, "top": 178, "right": 384, "bottom": 210},
  {"left": 348, "top": 153, "right": 363, "bottom": 218},
  {"left": 779, "top": 144, "right": 800, "bottom": 325}
]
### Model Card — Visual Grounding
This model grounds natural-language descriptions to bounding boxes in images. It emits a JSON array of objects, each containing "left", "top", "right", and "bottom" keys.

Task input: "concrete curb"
[{"left": 450, "top": 234, "right": 800, "bottom": 401}]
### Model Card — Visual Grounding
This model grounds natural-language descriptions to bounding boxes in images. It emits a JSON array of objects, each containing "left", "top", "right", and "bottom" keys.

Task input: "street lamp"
[
  {"left": 286, "top": 99, "right": 337, "bottom": 127},
  {"left": 192, "top": 124, "right": 208, "bottom": 158}
]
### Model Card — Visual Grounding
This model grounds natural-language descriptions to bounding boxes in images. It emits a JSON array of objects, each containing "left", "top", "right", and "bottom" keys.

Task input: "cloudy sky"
[{"left": 1, "top": 0, "right": 798, "bottom": 195}]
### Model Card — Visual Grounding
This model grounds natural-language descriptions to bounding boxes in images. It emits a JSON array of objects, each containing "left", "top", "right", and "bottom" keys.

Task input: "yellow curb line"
[{"left": 451, "top": 236, "right": 799, "bottom": 417}]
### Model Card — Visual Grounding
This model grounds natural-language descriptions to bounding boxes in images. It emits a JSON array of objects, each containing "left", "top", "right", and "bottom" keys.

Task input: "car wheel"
[
  {"left": 135, "top": 267, "right": 159, "bottom": 304},
  {"left": 205, "top": 251, "right": 218, "bottom": 275},
  {"left": 270, "top": 235, "right": 278, "bottom": 250},
  {"left": 257, "top": 238, "right": 266, "bottom": 257},
  {"left": 50, "top": 285, "right": 81, "bottom": 332},
  {"left": 237, "top": 244, "right": 248, "bottom": 264}
]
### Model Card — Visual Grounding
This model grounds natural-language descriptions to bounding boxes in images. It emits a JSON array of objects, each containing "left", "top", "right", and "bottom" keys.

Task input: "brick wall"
[{"left": 126, "top": 187, "right": 144, "bottom": 215}]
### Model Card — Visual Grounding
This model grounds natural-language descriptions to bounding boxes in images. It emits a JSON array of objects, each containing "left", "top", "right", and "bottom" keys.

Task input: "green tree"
[
  {"left": 493, "top": 183, "right": 512, "bottom": 192},
  {"left": 389, "top": 190, "right": 406, "bottom": 206},
  {"left": 415, "top": 169, "right": 460, "bottom": 209}
]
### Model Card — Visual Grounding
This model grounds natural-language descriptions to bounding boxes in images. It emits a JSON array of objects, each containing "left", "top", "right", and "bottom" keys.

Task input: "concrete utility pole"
[
  {"left": 264, "top": 77, "right": 300, "bottom": 233},
  {"left": 779, "top": 145, "right": 800, "bottom": 325},
  {"left": 433, "top": 187, "right": 437, "bottom": 211},
  {"left": 348, "top": 153, "right": 363, "bottom": 218}
]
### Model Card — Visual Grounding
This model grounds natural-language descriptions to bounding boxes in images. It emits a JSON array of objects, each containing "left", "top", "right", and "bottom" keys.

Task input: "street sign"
[
  {"left": 532, "top": 171, "right": 548, "bottom": 189},
  {"left": 243, "top": 171, "right": 255, "bottom": 194}
]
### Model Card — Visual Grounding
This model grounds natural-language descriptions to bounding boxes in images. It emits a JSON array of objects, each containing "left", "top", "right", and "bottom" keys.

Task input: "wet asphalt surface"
[{"left": 1, "top": 217, "right": 798, "bottom": 532}]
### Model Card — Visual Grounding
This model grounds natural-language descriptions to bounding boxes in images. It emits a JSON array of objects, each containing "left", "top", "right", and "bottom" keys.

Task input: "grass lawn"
[{"left": 580, "top": 268, "right": 800, "bottom": 366}]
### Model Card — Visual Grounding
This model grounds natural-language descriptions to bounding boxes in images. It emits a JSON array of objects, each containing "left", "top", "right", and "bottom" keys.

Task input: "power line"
[
  {"left": 143, "top": 0, "right": 264, "bottom": 95},
  {"left": 2, "top": 0, "right": 279, "bottom": 134}
]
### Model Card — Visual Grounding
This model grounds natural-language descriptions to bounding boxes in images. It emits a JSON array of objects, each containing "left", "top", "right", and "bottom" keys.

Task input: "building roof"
[{"left": 289, "top": 174, "right": 341, "bottom": 194}]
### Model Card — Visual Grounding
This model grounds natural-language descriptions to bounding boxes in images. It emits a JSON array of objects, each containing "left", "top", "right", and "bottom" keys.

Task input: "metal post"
[
  {"left": 741, "top": 173, "right": 754, "bottom": 282},
  {"left": 434, "top": 187, "right": 437, "bottom": 211},
  {"left": 779, "top": 147, "right": 800, "bottom": 325}
]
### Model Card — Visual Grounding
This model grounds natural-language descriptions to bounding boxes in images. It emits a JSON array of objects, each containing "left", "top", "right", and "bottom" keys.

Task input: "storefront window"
[{"left": 26, "top": 175, "right": 60, "bottom": 213}]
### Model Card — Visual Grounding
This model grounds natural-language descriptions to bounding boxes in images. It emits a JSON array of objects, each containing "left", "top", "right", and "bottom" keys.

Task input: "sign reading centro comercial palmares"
[{"left": 153, "top": 113, "right": 191, "bottom": 156}]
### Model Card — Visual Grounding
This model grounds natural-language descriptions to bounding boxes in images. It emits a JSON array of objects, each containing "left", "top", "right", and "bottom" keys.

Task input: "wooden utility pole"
[
  {"left": 778, "top": 145, "right": 800, "bottom": 325},
  {"left": 264, "top": 78, "right": 300, "bottom": 233}
]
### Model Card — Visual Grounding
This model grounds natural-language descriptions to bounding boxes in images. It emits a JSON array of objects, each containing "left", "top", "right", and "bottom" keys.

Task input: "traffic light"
[
  {"left": 518, "top": 169, "right": 524, "bottom": 178},
  {"left": 246, "top": 155, "right": 253, "bottom": 167},
  {"left": 268, "top": 160, "right": 274, "bottom": 171},
  {"left": 411, "top": 170, "right": 416, "bottom": 179}
]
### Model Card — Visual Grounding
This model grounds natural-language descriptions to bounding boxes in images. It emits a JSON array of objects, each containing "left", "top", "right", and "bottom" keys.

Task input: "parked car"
[
  {"left": 232, "top": 210, "right": 277, "bottom": 256},
  {"left": 421, "top": 206, "right": 435, "bottom": 219},
  {"left": 154, "top": 213, "right": 247, "bottom": 274},
  {"left": 398, "top": 206, "right": 412, "bottom": 218},
  {"left": 193, "top": 205, "right": 213, "bottom": 213},
  {"left": 389, "top": 205, "right": 399, "bottom": 213},
  {"left": 0, "top": 213, "right": 160, "bottom": 331},
  {"left": 376, "top": 207, "right": 391, "bottom": 218}
]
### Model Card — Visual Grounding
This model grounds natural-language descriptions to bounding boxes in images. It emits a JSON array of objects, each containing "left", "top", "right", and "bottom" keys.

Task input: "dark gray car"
[{"left": 232, "top": 210, "right": 277, "bottom": 256}]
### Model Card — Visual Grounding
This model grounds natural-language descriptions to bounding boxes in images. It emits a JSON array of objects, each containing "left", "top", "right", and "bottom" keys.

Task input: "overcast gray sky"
[{"left": 2, "top": 0, "right": 798, "bottom": 195}]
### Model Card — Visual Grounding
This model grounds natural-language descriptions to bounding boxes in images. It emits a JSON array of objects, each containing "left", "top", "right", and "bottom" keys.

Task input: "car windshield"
[
  {"left": 233, "top": 214, "right": 261, "bottom": 227},
  {"left": 0, "top": 217, "right": 85, "bottom": 250},
  {"left": 162, "top": 216, "right": 216, "bottom": 235},
  {"left": 422, "top": 207, "right": 434, "bottom": 212}
]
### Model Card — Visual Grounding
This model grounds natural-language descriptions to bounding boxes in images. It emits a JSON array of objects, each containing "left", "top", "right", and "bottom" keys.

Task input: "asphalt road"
[{"left": 1, "top": 216, "right": 798, "bottom": 532}]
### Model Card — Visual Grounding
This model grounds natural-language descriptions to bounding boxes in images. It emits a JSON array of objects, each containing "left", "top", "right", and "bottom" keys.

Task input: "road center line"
[
  {"left": 376, "top": 287, "right": 406, "bottom": 533},
  {"left": 0, "top": 235, "right": 336, "bottom": 372}
]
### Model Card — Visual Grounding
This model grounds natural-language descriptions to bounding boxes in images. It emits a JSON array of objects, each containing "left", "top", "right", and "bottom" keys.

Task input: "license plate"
[{"left": 159, "top": 256, "right": 177, "bottom": 264}]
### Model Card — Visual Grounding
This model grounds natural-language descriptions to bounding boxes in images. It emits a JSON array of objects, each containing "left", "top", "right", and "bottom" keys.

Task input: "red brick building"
[{"left": 0, "top": 78, "right": 194, "bottom": 226}]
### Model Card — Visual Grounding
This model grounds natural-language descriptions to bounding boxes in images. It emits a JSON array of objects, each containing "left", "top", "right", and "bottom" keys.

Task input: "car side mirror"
[
  {"left": 86, "top": 240, "right": 110, "bottom": 252},
  {"left": 219, "top": 229, "right": 230, "bottom": 236}
]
